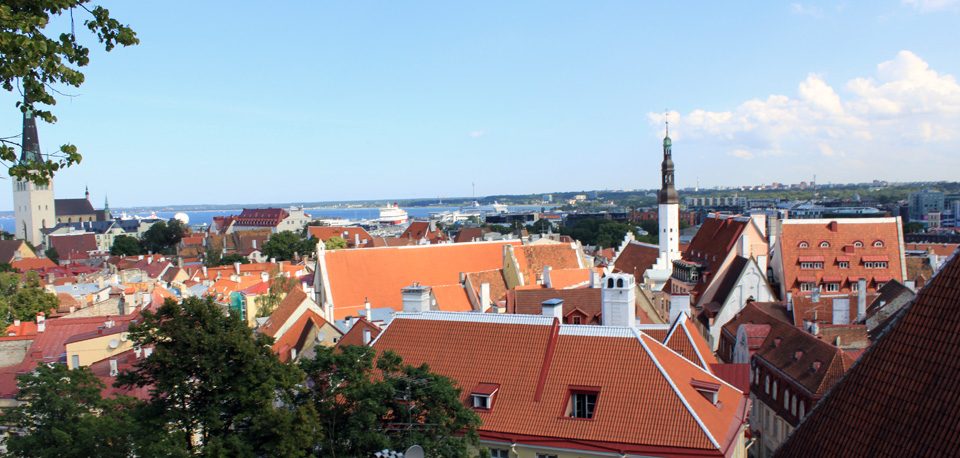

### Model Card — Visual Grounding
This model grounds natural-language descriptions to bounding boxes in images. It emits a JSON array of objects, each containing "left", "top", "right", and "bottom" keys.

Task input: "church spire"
[
  {"left": 20, "top": 96, "right": 42, "bottom": 164},
  {"left": 658, "top": 117, "right": 678, "bottom": 205}
]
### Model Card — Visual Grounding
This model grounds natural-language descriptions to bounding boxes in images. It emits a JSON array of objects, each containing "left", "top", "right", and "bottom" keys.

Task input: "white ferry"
[{"left": 378, "top": 203, "right": 409, "bottom": 225}]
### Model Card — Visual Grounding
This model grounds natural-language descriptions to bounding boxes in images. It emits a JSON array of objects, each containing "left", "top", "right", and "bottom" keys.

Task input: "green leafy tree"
[
  {"left": 904, "top": 221, "right": 925, "bottom": 234},
  {"left": 4, "top": 364, "right": 137, "bottom": 458},
  {"left": 561, "top": 218, "right": 644, "bottom": 248},
  {"left": 530, "top": 218, "right": 553, "bottom": 234},
  {"left": 220, "top": 253, "right": 249, "bottom": 265},
  {"left": 0, "top": 271, "right": 58, "bottom": 327},
  {"left": 324, "top": 235, "right": 347, "bottom": 250},
  {"left": 300, "top": 345, "right": 480, "bottom": 457},
  {"left": 255, "top": 271, "right": 297, "bottom": 318},
  {"left": 0, "top": 1, "right": 138, "bottom": 184},
  {"left": 117, "top": 297, "right": 318, "bottom": 456},
  {"left": 109, "top": 234, "right": 143, "bottom": 256},
  {"left": 43, "top": 245, "right": 58, "bottom": 264},
  {"left": 141, "top": 220, "right": 186, "bottom": 255},
  {"left": 262, "top": 230, "right": 313, "bottom": 261},
  {"left": 203, "top": 246, "right": 222, "bottom": 267}
]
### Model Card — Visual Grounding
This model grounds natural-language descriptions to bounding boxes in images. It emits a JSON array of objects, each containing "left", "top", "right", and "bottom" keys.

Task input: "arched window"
[
  {"left": 773, "top": 380, "right": 778, "bottom": 400},
  {"left": 791, "top": 395, "right": 797, "bottom": 416},
  {"left": 873, "top": 240, "right": 884, "bottom": 248},
  {"left": 784, "top": 388, "right": 790, "bottom": 409},
  {"left": 819, "top": 241, "right": 830, "bottom": 248},
  {"left": 799, "top": 401, "right": 806, "bottom": 418},
  {"left": 616, "top": 278, "right": 624, "bottom": 288},
  {"left": 798, "top": 241, "right": 809, "bottom": 248},
  {"left": 765, "top": 375, "right": 770, "bottom": 394},
  {"left": 607, "top": 278, "right": 614, "bottom": 288},
  {"left": 853, "top": 241, "right": 864, "bottom": 248}
]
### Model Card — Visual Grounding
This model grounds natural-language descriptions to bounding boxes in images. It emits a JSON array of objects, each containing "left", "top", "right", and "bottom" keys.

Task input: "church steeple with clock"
[{"left": 657, "top": 120, "right": 680, "bottom": 265}]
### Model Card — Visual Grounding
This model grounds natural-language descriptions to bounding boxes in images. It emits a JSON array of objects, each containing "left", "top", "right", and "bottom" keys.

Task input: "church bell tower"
[{"left": 12, "top": 99, "right": 56, "bottom": 246}]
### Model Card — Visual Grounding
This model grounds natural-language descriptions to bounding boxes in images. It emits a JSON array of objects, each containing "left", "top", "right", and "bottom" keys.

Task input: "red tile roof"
[
  {"left": 613, "top": 241, "right": 660, "bottom": 284},
  {"left": 507, "top": 288, "right": 603, "bottom": 324},
  {"left": 271, "top": 308, "right": 334, "bottom": 363},
  {"left": 233, "top": 208, "right": 289, "bottom": 227},
  {"left": 777, "top": 252, "right": 960, "bottom": 458},
  {"left": 321, "top": 241, "right": 520, "bottom": 319},
  {"left": 464, "top": 269, "right": 509, "bottom": 305},
  {"left": 49, "top": 233, "right": 98, "bottom": 260},
  {"left": 454, "top": 227, "right": 488, "bottom": 243},
  {"left": 778, "top": 218, "right": 905, "bottom": 296},
  {"left": 373, "top": 312, "right": 747, "bottom": 455},
  {"left": 258, "top": 287, "right": 310, "bottom": 338},
  {"left": 515, "top": 244, "right": 583, "bottom": 283},
  {"left": 683, "top": 216, "right": 749, "bottom": 269},
  {"left": 308, "top": 226, "right": 374, "bottom": 248},
  {"left": 664, "top": 313, "right": 719, "bottom": 370},
  {"left": 10, "top": 257, "right": 57, "bottom": 271},
  {"left": 430, "top": 284, "right": 474, "bottom": 312},
  {"left": 904, "top": 242, "right": 959, "bottom": 257},
  {"left": 400, "top": 221, "right": 447, "bottom": 243},
  {"left": 335, "top": 317, "right": 381, "bottom": 348}
]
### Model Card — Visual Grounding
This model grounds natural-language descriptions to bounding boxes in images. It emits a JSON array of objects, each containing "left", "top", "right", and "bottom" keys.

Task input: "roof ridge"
[{"left": 632, "top": 328, "right": 721, "bottom": 450}]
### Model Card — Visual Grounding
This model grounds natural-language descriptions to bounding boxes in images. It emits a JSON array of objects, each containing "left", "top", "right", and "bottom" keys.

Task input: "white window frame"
[
  {"left": 471, "top": 394, "right": 492, "bottom": 410},
  {"left": 825, "top": 282, "right": 840, "bottom": 292}
]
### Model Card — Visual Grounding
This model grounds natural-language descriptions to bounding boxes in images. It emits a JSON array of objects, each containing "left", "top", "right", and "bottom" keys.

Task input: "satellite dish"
[
  {"left": 108, "top": 339, "right": 120, "bottom": 349},
  {"left": 404, "top": 445, "right": 424, "bottom": 458}
]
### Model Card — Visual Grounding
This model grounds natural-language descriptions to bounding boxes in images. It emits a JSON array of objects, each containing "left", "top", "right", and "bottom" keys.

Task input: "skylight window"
[
  {"left": 819, "top": 241, "right": 830, "bottom": 248},
  {"left": 798, "top": 241, "right": 810, "bottom": 248},
  {"left": 873, "top": 240, "right": 885, "bottom": 248},
  {"left": 567, "top": 388, "right": 599, "bottom": 419}
]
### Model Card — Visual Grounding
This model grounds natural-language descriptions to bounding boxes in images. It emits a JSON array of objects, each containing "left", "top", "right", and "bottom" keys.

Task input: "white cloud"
[
  {"left": 902, "top": 0, "right": 959, "bottom": 12},
  {"left": 650, "top": 51, "right": 960, "bottom": 183},
  {"left": 790, "top": 3, "right": 824, "bottom": 17}
]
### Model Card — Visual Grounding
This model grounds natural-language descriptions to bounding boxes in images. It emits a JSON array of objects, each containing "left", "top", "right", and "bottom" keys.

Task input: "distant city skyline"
[{"left": 1, "top": 0, "right": 958, "bottom": 210}]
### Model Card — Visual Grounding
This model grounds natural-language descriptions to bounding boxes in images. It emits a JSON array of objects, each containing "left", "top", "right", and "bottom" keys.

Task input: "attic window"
[
  {"left": 566, "top": 387, "right": 599, "bottom": 419},
  {"left": 798, "top": 241, "right": 809, "bottom": 249},
  {"left": 793, "top": 350, "right": 803, "bottom": 360},
  {"left": 819, "top": 241, "right": 830, "bottom": 248},
  {"left": 873, "top": 240, "right": 884, "bottom": 248},
  {"left": 691, "top": 379, "right": 721, "bottom": 405},
  {"left": 469, "top": 383, "right": 499, "bottom": 411},
  {"left": 811, "top": 361, "right": 822, "bottom": 372},
  {"left": 853, "top": 241, "right": 864, "bottom": 248}
]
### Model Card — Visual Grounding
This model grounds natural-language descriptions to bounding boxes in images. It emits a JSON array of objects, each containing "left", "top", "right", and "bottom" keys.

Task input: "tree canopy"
[
  {"left": 262, "top": 230, "right": 313, "bottom": 261},
  {"left": 0, "top": 1, "right": 138, "bottom": 184},
  {"left": 117, "top": 296, "right": 318, "bottom": 456},
  {"left": 300, "top": 345, "right": 481, "bottom": 457},
  {"left": 109, "top": 234, "right": 142, "bottom": 256},
  {"left": 0, "top": 271, "right": 59, "bottom": 327},
  {"left": 561, "top": 218, "right": 645, "bottom": 248},
  {"left": 140, "top": 220, "right": 185, "bottom": 255},
  {"left": 324, "top": 235, "right": 347, "bottom": 250},
  {"left": 4, "top": 364, "right": 138, "bottom": 458}
]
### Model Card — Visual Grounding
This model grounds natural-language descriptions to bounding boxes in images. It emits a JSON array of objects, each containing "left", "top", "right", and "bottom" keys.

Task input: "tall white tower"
[
  {"left": 12, "top": 101, "right": 55, "bottom": 246},
  {"left": 657, "top": 123, "right": 680, "bottom": 264}
]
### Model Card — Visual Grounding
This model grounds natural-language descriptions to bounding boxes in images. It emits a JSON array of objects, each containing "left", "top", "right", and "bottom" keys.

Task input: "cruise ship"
[{"left": 378, "top": 203, "right": 409, "bottom": 225}]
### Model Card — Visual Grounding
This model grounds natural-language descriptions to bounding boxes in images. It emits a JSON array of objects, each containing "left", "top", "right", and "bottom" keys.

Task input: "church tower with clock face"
[{"left": 657, "top": 124, "right": 680, "bottom": 265}]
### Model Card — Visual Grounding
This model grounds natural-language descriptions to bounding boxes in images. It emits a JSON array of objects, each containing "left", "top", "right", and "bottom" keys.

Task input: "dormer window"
[
  {"left": 838, "top": 261, "right": 849, "bottom": 269},
  {"left": 691, "top": 379, "right": 721, "bottom": 405},
  {"left": 853, "top": 241, "right": 864, "bottom": 248},
  {"left": 873, "top": 240, "right": 885, "bottom": 248},
  {"left": 819, "top": 241, "right": 830, "bottom": 248},
  {"left": 566, "top": 387, "right": 599, "bottom": 419},
  {"left": 798, "top": 241, "right": 809, "bottom": 249},
  {"left": 469, "top": 383, "right": 499, "bottom": 411}
]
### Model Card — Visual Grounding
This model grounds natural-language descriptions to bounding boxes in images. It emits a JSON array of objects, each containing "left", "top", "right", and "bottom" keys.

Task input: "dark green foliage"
[
  {"left": 561, "top": 218, "right": 644, "bottom": 248},
  {"left": 117, "top": 296, "right": 317, "bottom": 456},
  {"left": 141, "top": 220, "right": 186, "bottom": 255},
  {"left": 262, "top": 230, "right": 313, "bottom": 261},
  {"left": 43, "top": 246, "right": 58, "bottom": 264},
  {"left": 4, "top": 364, "right": 138, "bottom": 458},
  {"left": 0, "top": 1, "right": 138, "bottom": 184},
  {"left": 530, "top": 218, "right": 553, "bottom": 234},
  {"left": 300, "top": 345, "right": 481, "bottom": 457},
  {"left": 904, "top": 221, "right": 925, "bottom": 234},
  {"left": 205, "top": 249, "right": 249, "bottom": 267},
  {"left": 0, "top": 271, "right": 58, "bottom": 328},
  {"left": 0, "top": 262, "right": 16, "bottom": 272},
  {"left": 485, "top": 224, "right": 512, "bottom": 235},
  {"left": 109, "top": 234, "right": 142, "bottom": 256}
]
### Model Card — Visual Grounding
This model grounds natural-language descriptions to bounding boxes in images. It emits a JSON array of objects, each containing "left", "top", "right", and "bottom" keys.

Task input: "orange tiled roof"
[
  {"left": 464, "top": 269, "right": 509, "bottom": 305},
  {"left": 335, "top": 317, "right": 381, "bottom": 348},
  {"left": 322, "top": 241, "right": 520, "bottom": 319},
  {"left": 430, "top": 284, "right": 473, "bottom": 312},
  {"left": 373, "top": 312, "right": 746, "bottom": 454},
  {"left": 613, "top": 241, "right": 660, "bottom": 284},
  {"left": 779, "top": 218, "right": 905, "bottom": 296},
  {"left": 548, "top": 268, "right": 592, "bottom": 289},
  {"left": 259, "top": 287, "right": 309, "bottom": 338},
  {"left": 308, "top": 226, "right": 374, "bottom": 248},
  {"left": 904, "top": 242, "right": 959, "bottom": 257},
  {"left": 272, "top": 308, "right": 333, "bottom": 363},
  {"left": 10, "top": 258, "right": 57, "bottom": 271},
  {"left": 664, "top": 313, "right": 719, "bottom": 370},
  {"left": 515, "top": 243, "right": 583, "bottom": 283}
]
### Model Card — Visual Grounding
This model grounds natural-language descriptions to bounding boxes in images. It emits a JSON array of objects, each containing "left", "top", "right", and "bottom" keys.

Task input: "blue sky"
[{"left": 2, "top": 0, "right": 959, "bottom": 209}]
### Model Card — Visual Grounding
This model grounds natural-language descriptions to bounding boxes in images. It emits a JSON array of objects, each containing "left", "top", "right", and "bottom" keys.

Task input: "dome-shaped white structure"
[{"left": 173, "top": 212, "right": 190, "bottom": 225}]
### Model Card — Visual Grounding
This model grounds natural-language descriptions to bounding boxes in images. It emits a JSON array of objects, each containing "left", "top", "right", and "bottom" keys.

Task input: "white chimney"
[
  {"left": 401, "top": 284, "right": 432, "bottom": 313},
  {"left": 669, "top": 294, "right": 691, "bottom": 323},
  {"left": 354, "top": 233, "right": 360, "bottom": 247},
  {"left": 601, "top": 274, "right": 636, "bottom": 327},
  {"left": 542, "top": 298, "right": 564, "bottom": 320},
  {"left": 252, "top": 239, "right": 257, "bottom": 250},
  {"left": 36, "top": 313, "right": 45, "bottom": 333},
  {"left": 904, "top": 280, "right": 916, "bottom": 291},
  {"left": 13, "top": 319, "right": 20, "bottom": 327},
  {"left": 202, "top": 266, "right": 208, "bottom": 278},
  {"left": 109, "top": 359, "right": 118, "bottom": 377},
  {"left": 144, "top": 347, "right": 153, "bottom": 358},
  {"left": 364, "top": 299, "right": 372, "bottom": 319},
  {"left": 480, "top": 282, "right": 491, "bottom": 312},
  {"left": 261, "top": 271, "right": 269, "bottom": 283},
  {"left": 362, "top": 328, "right": 372, "bottom": 345},
  {"left": 234, "top": 262, "right": 241, "bottom": 276},
  {"left": 542, "top": 266, "right": 553, "bottom": 288},
  {"left": 857, "top": 278, "right": 867, "bottom": 321},
  {"left": 147, "top": 256, "right": 152, "bottom": 265}
]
